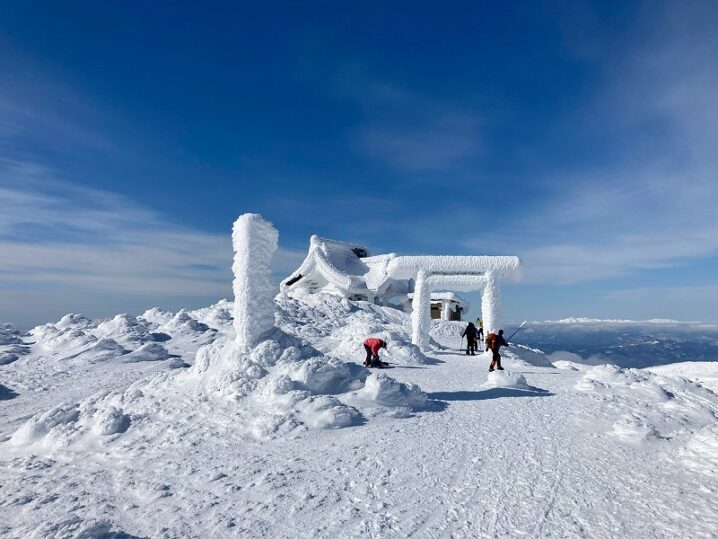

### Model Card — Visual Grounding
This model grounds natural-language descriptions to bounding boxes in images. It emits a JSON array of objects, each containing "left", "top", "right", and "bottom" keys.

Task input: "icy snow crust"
[{"left": 2, "top": 295, "right": 718, "bottom": 537}]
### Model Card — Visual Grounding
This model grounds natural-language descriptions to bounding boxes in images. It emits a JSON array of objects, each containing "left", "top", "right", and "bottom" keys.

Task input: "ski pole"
[{"left": 507, "top": 320, "right": 527, "bottom": 342}]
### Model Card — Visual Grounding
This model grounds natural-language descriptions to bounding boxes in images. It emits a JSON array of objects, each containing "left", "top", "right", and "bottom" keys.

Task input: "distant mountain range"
[{"left": 515, "top": 319, "right": 718, "bottom": 368}]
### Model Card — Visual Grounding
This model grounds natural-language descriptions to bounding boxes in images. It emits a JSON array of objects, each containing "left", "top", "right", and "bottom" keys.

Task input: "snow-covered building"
[
  {"left": 427, "top": 292, "right": 469, "bottom": 321},
  {"left": 282, "top": 236, "right": 522, "bottom": 349}
]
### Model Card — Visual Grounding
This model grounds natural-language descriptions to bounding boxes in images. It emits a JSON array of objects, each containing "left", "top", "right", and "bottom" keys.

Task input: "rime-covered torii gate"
[{"left": 384, "top": 256, "right": 523, "bottom": 350}]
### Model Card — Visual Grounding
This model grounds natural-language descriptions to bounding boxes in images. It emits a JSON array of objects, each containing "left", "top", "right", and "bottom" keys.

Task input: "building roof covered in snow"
[{"left": 281, "top": 235, "right": 522, "bottom": 302}]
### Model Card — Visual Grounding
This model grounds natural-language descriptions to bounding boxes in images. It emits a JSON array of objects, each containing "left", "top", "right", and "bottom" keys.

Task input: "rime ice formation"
[
  {"left": 283, "top": 236, "right": 522, "bottom": 349},
  {"left": 411, "top": 270, "right": 432, "bottom": 349},
  {"left": 481, "top": 271, "right": 502, "bottom": 335},
  {"left": 232, "top": 214, "right": 279, "bottom": 349}
]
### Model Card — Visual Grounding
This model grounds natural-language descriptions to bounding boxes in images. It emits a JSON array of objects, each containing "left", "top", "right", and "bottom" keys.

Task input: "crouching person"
[{"left": 363, "top": 337, "right": 387, "bottom": 368}]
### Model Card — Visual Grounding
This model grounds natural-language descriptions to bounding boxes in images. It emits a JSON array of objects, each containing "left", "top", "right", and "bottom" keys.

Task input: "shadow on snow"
[
  {"left": 428, "top": 387, "right": 553, "bottom": 402},
  {"left": 0, "top": 383, "right": 19, "bottom": 400}
]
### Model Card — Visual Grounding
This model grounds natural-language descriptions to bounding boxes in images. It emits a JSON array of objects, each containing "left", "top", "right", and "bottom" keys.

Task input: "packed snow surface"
[{"left": 1, "top": 295, "right": 717, "bottom": 538}]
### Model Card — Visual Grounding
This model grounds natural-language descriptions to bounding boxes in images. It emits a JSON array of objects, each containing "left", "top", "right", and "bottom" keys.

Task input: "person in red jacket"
[
  {"left": 363, "top": 337, "right": 387, "bottom": 368},
  {"left": 485, "top": 329, "right": 509, "bottom": 372}
]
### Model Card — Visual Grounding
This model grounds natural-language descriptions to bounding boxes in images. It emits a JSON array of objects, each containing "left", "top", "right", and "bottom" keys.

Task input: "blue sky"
[{"left": 1, "top": 1, "right": 717, "bottom": 328}]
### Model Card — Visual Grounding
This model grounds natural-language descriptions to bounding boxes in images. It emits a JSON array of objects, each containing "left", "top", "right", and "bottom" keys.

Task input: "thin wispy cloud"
[
  {"left": 0, "top": 70, "right": 118, "bottom": 155},
  {"left": 338, "top": 74, "right": 481, "bottom": 172},
  {"left": 464, "top": 3, "right": 718, "bottom": 286},
  {"left": 0, "top": 161, "right": 305, "bottom": 327},
  {"left": 356, "top": 114, "right": 479, "bottom": 172}
]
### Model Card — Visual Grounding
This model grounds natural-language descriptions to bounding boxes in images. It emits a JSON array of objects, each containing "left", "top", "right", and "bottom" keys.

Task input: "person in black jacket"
[{"left": 462, "top": 322, "right": 479, "bottom": 355}]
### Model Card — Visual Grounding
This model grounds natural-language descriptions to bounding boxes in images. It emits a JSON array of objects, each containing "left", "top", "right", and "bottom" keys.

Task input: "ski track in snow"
[{"left": 1, "top": 300, "right": 718, "bottom": 538}]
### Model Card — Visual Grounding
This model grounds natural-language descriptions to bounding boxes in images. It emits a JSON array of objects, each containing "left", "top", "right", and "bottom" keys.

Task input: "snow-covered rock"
[
  {"left": 119, "top": 342, "right": 172, "bottom": 363},
  {"left": 482, "top": 370, "right": 530, "bottom": 390},
  {"left": 354, "top": 372, "right": 429, "bottom": 411}
]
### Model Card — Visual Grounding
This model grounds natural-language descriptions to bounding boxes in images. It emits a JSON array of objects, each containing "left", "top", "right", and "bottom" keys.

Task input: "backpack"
[{"left": 485, "top": 332, "right": 498, "bottom": 350}]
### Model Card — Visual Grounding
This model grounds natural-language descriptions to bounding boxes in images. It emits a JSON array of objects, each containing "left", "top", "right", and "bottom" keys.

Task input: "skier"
[
  {"left": 462, "top": 322, "right": 479, "bottom": 355},
  {"left": 476, "top": 318, "right": 484, "bottom": 342},
  {"left": 363, "top": 337, "right": 387, "bottom": 368},
  {"left": 485, "top": 329, "right": 509, "bottom": 372}
]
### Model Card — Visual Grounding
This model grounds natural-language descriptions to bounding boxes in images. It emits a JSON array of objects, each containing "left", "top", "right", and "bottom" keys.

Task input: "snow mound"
[
  {"left": 55, "top": 313, "right": 93, "bottom": 330},
  {"left": 20, "top": 307, "right": 219, "bottom": 368},
  {"left": 92, "top": 405, "right": 131, "bottom": 435},
  {"left": 139, "top": 307, "right": 174, "bottom": 326},
  {"left": 119, "top": 342, "right": 172, "bottom": 363},
  {"left": 11, "top": 403, "right": 81, "bottom": 447},
  {"left": 188, "top": 299, "right": 234, "bottom": 334},
  {"left": 11, "top": 322, "right": 432, "bottom": 448},
  {"left": 10, "top": 391, "right": 132, "bottom": 448},
  {"left": 276, "top": 290, "right": 431, "bottom": 365},
  {"left": 289, "top": 356, "right": 367, "bottom": 394},
  {"left": 159, "top": 310, "right": 211, "bottom": 333},
  {"left": 354, "top": 372, "right": 429, "bottom": 411},
  {"left": 0, "top": 324, "right": 29, "bottom": 365},
  {"left": 552, "top": 360, "right": 590, "bottom": 371},
  {"left": 429, "top": 320, "right": 466, "bottom": 348},
  {"left": 574, "top": 364, "right": 718, "bottom": 446},
  {"left": 1, "top": 323, "right": 25, "bottom": 345},
  {"left": 679, "top": 424, "right": 718, "bottom": 478},
  {"left": 647, "top": 361, "right": 718, "bottom": 392},
  {"left": 65, "top": 338, "right": 128, "bottom": 363},
  {"left": 482, "top": 371, "right": 530, "bottom": 390},
  {"left": 95, "top": 314, "right": 152, "bottom": 345},
  {"left": 31, "top": 322, "right": 97, "bottom": 354}
]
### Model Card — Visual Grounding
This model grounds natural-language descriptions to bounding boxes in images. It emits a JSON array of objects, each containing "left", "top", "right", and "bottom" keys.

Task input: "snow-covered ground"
[{"left": 1, "top": 294, "right": 717, "bottom": 538}]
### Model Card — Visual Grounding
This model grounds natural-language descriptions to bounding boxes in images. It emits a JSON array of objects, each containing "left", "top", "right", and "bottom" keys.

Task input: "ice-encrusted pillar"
[
  {"left": 232, "top": 213, "right": 279, "bottom": 350},
  {"left": 411, "top": 270, "right": 432, "bottom": 349},
  {"left": 481, "top": 271, "right": 502, "bottom": 335}
]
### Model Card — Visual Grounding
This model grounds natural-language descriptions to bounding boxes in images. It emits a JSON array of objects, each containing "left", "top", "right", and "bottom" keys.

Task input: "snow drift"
[{"left": 575, "top": 364, "right": 718, "bottom": 446}]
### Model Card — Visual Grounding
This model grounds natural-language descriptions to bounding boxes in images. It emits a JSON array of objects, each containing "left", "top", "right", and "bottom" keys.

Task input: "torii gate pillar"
[
  {"left": 481, "top": 271, "right": 502, "bottom": 335},
  {"left": 411, "top": 270, "right": 432, "bottom": 350}
]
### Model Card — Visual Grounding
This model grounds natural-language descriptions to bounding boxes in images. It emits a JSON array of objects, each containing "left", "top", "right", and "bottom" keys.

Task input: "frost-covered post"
[
  {"left": 232, "top": 214, "right": 279, "bottom": 350},
  {"left": 481, "top": 271, "right": 501, "bottom": 335},
  {"left": 411, "top": 270, "right": 432, "bottom": 349},
  {"left": 440, "top": 299, "right": 451, "bottom": 321}
]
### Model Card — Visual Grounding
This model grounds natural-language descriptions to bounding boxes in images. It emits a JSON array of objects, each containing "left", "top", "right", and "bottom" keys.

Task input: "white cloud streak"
[
  {"left": 339, "top": 75, "right": 481, "bottom": 172},
  {"left": 0, "top": 161, "right": 305, "bottom": 326}
]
